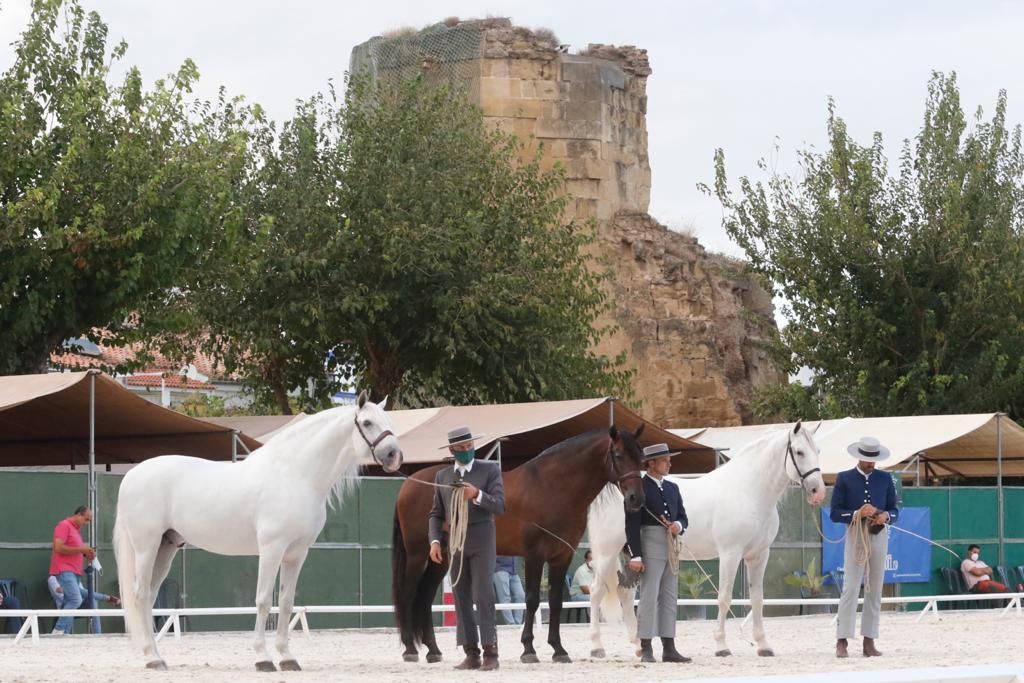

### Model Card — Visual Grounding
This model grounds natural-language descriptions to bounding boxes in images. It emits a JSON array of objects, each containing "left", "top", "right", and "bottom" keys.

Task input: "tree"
[
  {"left": 707, "top": 73, "right": 1024, "bottom": 420},
  {"left": 0, "top": 0, "right": 248, "bottom": 375},
  {"left": 330, "top": 75, "right": 630, "bottom": 405}
]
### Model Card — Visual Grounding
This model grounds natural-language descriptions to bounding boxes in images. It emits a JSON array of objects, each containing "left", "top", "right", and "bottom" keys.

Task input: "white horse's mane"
[{"left": 251, "top": 403, "right": 364, "bottom": 509}]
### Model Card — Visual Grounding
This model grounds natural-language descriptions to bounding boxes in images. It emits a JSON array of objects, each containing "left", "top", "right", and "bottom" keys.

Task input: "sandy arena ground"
[{"left": 2, "top": 611, "right": 1022, "bottom": 682}]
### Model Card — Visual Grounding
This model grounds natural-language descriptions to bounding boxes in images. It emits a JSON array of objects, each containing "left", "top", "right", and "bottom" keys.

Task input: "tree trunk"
[
  {"left": 262, "top": 356, "right": 292, "bottom": 415},
  {"left": 364, "top": 342, "right": 405, "bottom": 403}
]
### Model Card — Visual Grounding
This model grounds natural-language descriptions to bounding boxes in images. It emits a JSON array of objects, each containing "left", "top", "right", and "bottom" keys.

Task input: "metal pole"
[
  {"left": 88, "top": 370, "right": 97, "bottom": 547},
  {"left": 996, "top": 414, "right": 1005, "bottom": 565},
  {"left": 231, "top": 431, "right": 238, "bottom": 463}
]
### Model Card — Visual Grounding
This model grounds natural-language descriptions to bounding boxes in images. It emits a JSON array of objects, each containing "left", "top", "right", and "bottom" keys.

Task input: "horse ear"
[
  {"left": 608, "top": 425, "right": 620, "bottom": 442},
  {"left": 357, "top": 390, "right": 368, "bottom": 409},
  {"left": 793, "top": 420, "right": 802, "bottom": 434},
  {"left": 635, "top": 423, "right": 645, "bottom": 439},
  {"left": 380, "top": 394, "right": 389, "bottom": 409}
]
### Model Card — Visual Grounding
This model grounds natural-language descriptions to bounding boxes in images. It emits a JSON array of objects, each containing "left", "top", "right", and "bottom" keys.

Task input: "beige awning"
[
  {"left": 0, "top": 371, "right": 260, "bottom": 466},
  {"left": 671, "top": 414, "right": 1024, "bottom": 478}
]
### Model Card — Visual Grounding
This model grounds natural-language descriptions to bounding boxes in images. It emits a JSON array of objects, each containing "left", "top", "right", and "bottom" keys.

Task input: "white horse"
[
  {"left": 587, "top": 422, "right": 824, "bottom": 658},
  {"left": 113, "top": 392, "right": 402, "bottom": 672}
]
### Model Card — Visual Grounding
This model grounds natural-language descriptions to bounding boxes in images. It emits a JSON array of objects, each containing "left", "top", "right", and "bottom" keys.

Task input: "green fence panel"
[
  {"left": 902, "top": 488, "right": 951, "bottom": 540},
  {"left": 358, "top": 479, "right": 402, "bottom": 546},
  {"left": 1004, "top": 488, "right": 1024, "bottom": 538},
  {"left": 949, "top": 489, "right": 998, "bottom": 539},
  {"left": 361, "top": 547, "right": 395, "bottom": 627},
  {"left": 297, "top": 548, "right": 360, "bottom": 628},
  {"left": 317, "top": 491, "right": 361, "bottom": 544},
  {"left": 0, "top": 472, "right": 89, "bottom": 543},
  {"left": 182, "top": 551, "right": 259, "bottom": 631}
]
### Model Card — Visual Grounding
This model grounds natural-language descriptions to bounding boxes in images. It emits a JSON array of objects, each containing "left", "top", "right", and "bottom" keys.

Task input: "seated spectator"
[
  {"left": 492, "top": 555, "right": 526, "bottom": 625},
  {"left": 960, "top": 545, "right": 1009, "bottom": 594},
  {"left": 47, "top": 572, "right": 120, "bottom": 634},
  {"left": 569, "top": 550, "right": 596, "bottom": 603},
  {"left": 0, "top": 589, "right": 25, "bottom": 635}
]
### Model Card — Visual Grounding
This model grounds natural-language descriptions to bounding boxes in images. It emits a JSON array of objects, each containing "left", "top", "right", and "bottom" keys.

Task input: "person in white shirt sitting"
[{"left": 959, "top": 545, "right": 1009, "bottom": 594}]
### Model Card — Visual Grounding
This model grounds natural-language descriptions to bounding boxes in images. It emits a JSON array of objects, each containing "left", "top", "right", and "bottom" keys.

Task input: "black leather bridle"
[
  {"left": 354, "top": 412, "right": 394, "bottom": 467},
  {"left": 607, "top": 438, "right": 643, "bottom": 491},
  {"left": 787, "top": 437, "right": 820, "bottom": 481}
]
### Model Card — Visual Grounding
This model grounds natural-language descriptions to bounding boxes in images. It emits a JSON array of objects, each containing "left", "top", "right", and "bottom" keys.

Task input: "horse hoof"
[
  {"left": 279, "top": 659, "right": 302, "bottom": 671},
  {"left": 520, "top": 653, "right": 540, "bottom": 664},
  {"left": 402, "top": 653, "right": 419, "bottom": 663},
  {"left": 426, "top": 652, "right": 443, "bottom": 664},
  {"left": 590, "top": 648, "right": 606, "bottom": 658},
  {"left": 145, "top": 660, "right": 167, "bottom": 671},
  {"left": 552, "top": 653, "right": 572, "bottom": 664},
  {"left": 757, "top": 648, "right": 775, "bottom": 657},
  {"left": 715, "top": 649, "right": 732, "bottom": 657},
  {"left": 255, "top": 660, "right": 277, "bottom": 672}
]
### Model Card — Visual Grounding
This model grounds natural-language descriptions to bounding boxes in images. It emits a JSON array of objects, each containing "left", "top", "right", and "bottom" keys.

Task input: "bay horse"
[
  {"left": 587, "top": 421, "right": 824, "bottom": 658},
  {"left": 114, "top": 392, "right": 403, "bottom": 672},
  {"left": 392, "top": 425, "right": 646, "bottom": 664}
]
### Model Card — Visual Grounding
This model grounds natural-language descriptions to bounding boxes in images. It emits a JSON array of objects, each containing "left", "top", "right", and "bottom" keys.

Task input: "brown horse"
[{"left": 392, "top": 425, "right": 646, "bottom": 664}]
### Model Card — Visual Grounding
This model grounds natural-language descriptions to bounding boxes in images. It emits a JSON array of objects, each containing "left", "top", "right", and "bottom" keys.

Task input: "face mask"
[
  {"left": 454, "top": 448, "right": 475, "bottom": 465},
  {"left": 970, "top": 553, "right": 979, "bottom": 562}
]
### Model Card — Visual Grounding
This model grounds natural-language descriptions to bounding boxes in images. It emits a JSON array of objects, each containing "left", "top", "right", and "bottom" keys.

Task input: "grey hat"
[
  {"left": 846, "top": 436, "right": 891, "bottom": 462},
  {"left": 438, "top": 425, "right": 486, "bottom": 450},
  {"left": 641, "top": 443, "right": 682, "bottom": 462}
]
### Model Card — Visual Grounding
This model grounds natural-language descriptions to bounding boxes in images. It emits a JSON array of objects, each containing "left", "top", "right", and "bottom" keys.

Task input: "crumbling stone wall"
[{"left": 351, "top": 18, "right": 785, "bottom": 426}]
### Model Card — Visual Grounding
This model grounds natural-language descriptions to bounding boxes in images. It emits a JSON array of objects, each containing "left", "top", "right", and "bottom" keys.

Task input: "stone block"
[
  {"left": 560, "top": 58, "right": 601, "bottom": 83},
  {"left": 499, "top": 98, "right": 543, "bottom": 119},
  {"left": 566, "top": 178, "right": 602, "bottom": 199},
  {"left": 575, "top": 198, "right": 599, "bottom": 220},
  {"left": 566, "top": 139, "right": 602, "bottom": 159},
  {"left": 530, "top": 79, "right": 561, "bottom": 100},
  {"left": 563, "top": 100, "right": 603, "bottom": 121},
  {"left": 534, "top": 118, "right": 603, "bottom": 140},
  {"left": 484, "top": 59, "right": 510, "bottom": 78},
  {"left": 479, "top": 77, "right": 522, "bottom": 102}
]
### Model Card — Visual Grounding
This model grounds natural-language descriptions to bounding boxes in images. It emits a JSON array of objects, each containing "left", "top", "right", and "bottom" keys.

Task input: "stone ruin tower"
[{"left": 350, "top": 18, "right": 785, "bottom": 426}]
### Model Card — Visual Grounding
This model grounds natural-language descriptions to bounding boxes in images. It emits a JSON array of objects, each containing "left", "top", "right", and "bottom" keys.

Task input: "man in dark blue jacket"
[
  {"left": 625, "top": 443, "right": 690, "bottom": 664},
  {"left": 830, "top": 436, "right": 899, "bottom": 659}
]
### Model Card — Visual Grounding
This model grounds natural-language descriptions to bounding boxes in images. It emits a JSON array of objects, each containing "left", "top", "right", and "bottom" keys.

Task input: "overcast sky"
[{"left": 3, "top": 0, "right": 1023, "bottom": 255}]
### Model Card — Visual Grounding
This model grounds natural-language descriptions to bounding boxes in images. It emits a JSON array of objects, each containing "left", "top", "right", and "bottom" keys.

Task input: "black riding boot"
[
  {"left": 454, "top": 645, "right": 481, "bottom": 670},
  {"left": 639, "top": 639, "right": 656, "bottom": 663},
  {"left": 661, "top": 637, "right": 692, "bottom": 663}
]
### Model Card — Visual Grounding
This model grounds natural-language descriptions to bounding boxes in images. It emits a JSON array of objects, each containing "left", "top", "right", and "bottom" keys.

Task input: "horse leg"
[
  {"left": 519, "top": 554, "right": 544, "bottom": 663},
  {"left": 588, "top": 569, "right": 607, "bottom": 658},
  {"left": 275, "top": 548, "right": 308, "bottom": 671},
  {"left": 620, "top": 585, "right": 640, "bottom": 654},
  {"left": 253, "top": 544, "right": 287, "bottom": 672},
  {"left": 746, "top": 548, "right": 774, "bottom": 656},
  {"left": 713, "top": 552, "right": 742, "bottom": 657},
  {"left": 546, "top": 558, "right": 572, "bottom": 663},
  {"left": 150, "top": 532, "right": 182, "bottom": 595}
]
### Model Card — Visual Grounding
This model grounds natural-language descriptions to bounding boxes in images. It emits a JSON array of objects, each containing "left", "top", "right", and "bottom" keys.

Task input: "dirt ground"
[{"left": 2, "top": 610, "right": 1023, "bottom": 682}]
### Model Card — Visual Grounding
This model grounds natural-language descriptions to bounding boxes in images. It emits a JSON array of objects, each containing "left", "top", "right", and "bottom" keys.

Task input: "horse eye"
[{"left": 362, "top": 420, "right": 371, "bottom": 427}]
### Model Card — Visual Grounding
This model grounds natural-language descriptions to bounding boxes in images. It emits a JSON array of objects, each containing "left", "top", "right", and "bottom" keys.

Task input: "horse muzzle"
[
  {"left": 380, "top": 448, "right": 404, "bottom": 473},
  {"left": 623, "top": 490, "right": 644, "bottom": 512}
]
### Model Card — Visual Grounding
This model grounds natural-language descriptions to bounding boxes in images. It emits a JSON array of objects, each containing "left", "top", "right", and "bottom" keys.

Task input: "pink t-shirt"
[
  {"left": 960, "top": 558, "right": 991, "bottom": 590},
  {"left": 49, "top": 518, "right": 84, "bottom": 576}
]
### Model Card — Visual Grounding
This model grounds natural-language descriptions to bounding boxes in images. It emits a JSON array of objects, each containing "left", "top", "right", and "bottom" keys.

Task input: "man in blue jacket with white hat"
[{"left": 831, "top": 436, "right": 899, "bottom": 659}]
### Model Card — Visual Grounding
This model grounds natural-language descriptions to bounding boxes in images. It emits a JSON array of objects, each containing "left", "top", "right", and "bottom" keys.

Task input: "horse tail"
[
  {"left": 113, "top": 505, "right": 145, "bottom": 647},
  {"left": 391, "top": 509, "right": 420, "bottom": 646},
  {"left": 588, "top": 484, "right": 629, "bottom": 621}
]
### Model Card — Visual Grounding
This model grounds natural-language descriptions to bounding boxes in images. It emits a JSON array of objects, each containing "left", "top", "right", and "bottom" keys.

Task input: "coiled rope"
[{"left": 447, "top": 485, "right": 470, "bottom": 587}]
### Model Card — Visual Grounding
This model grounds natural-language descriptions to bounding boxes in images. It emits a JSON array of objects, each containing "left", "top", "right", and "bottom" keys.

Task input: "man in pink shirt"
[{"left": 50, "top": 506, "right": 96, "bottom": 634}]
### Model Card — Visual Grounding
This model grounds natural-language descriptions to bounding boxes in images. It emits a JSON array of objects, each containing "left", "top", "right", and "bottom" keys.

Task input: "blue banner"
[{"left": 821, "top": 507, "right": 931, "bottom": 583}]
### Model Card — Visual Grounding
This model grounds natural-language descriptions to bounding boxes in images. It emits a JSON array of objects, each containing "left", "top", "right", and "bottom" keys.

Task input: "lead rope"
[{"left": 447, "top": 485, "right": 470, "bottom": 587}]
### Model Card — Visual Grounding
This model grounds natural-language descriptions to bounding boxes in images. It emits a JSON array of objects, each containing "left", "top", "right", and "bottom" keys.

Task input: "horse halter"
[
  {"left": 354, "top": 412, "right": 394, "bottom": 466},
  {"left": 607, "top": 438, "right": 643, "bottom": 491},
  {"left": 786, "top": 436, "right": 820, "bottom": 482}
]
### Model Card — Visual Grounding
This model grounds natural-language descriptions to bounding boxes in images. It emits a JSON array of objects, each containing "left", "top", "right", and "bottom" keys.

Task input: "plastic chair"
[
  {"left": 939, "top": 567, "right": 967, "bottom": 609},
  {"left": 562, "top": 576, "right": 588, "bottom": 623},
  {"left": 1015, "top": 566, "right": 1024, "bottom": 591},
  {"left": 995, "top": 565, "right": 1014, "bottom": 591}
]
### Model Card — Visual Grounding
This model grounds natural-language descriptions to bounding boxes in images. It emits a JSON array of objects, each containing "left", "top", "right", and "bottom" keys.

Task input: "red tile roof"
[
  {"left": 50, "top": 336, "right": 239, "bottom": 381},
  {"left": 124, "top": 373, "right": 215, "bottom": 390}
]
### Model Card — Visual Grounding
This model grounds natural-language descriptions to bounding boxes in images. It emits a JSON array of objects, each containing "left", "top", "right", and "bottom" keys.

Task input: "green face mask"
[{"left": 454, "top": 448, "right": 475, "bottom": 465}]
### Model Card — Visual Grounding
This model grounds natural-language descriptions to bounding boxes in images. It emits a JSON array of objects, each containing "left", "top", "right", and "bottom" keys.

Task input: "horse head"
[
  {"left": 785, "top": 421, "right": 825, "bottom": 505},
  {"left": 607, "top": 424, "right": 646, "bottom": 512},
  {"left": 354, "top": 391, "right": 404, "bottom": 472}
]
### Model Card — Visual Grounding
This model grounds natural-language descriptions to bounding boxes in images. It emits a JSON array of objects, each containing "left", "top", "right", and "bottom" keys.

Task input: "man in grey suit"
[{"left": 429, "top": 426, "right": 505, "bottom": 671}]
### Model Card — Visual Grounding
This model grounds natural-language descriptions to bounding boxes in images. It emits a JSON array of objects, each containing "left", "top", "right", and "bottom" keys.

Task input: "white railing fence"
[{"left": 4, "top": 592, "right": 1020, "bottom": 647}]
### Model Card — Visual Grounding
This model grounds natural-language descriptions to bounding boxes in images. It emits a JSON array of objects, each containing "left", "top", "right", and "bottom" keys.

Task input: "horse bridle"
[
  {"left": 607, "top": 438, "right": 643, "bottom": 491},
  {"left": 354, "top": 412, "right": 394, "bottom": 466},
  {"left": 787, "top": 436, "right": 820, "bottom": 482}
]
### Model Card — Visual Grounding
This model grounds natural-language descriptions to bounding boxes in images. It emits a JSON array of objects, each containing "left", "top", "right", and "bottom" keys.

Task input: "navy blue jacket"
[
  {"left": 625, "top": 475, "right": 688, "bottom": 559},
  {"left": 830, "top": 466, "right": 899, "bottom": 525}
]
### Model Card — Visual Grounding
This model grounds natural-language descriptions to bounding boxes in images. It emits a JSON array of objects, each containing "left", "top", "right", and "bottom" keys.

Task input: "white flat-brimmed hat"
[
  {"left": 641, "top": 443, "right": 682, "bottom": 462},
  {"left": 438, "top": 426, "right": 486, "bottom": 450},
  {"left": 846, "top": 436, "right": 891, "bottom": 462}
]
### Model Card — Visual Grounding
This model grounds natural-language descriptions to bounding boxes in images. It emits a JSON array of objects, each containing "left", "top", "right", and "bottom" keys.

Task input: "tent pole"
[
  {"left": 608, "top": 396, "right": 618, "bottom": 427},
  {"left": 996, "top": 413, "right": 1005, "bottom": 565},
  {"left": 231, "top": 431, "right": 238, "bottom": 463},
  {"left": 88, "top": 370, "right": 97, "bottom": 548}
]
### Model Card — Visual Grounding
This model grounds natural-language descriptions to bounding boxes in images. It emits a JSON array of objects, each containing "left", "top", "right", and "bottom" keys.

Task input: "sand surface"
[{"left": 3, "top": 610, "right": 1022, "bottom": 682}]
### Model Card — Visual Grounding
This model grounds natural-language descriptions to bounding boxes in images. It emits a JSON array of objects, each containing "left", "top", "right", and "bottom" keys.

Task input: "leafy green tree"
[
  {"left": 708, "top": 73, "right": 1024, "bottom": 420},
  {"left": 0, "top": 0, "right": 248, "bottom": 375},
  {"left": 330, "top": 75, "right": 630, "bottom": 405}
]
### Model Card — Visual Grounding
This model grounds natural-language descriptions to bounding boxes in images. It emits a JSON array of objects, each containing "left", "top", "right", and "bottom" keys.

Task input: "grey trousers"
[
  {"left": 836, "top": 524, "right": 888, "bottom": 640},
  {"left": 451, "top": 522, "right": 497, "bottom": 648},
  {"left": 637, "top": 525, "right": 678, "bottom": 639}
]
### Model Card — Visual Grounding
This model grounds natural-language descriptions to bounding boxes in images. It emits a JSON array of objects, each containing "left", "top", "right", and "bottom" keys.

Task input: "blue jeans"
[
  {"left": 54, "top": 571, "right": 84, "bottom": 634},
  {"left": 49, "top": 579, "right": 110, "bottom": 634},
  {"left": 492, "top": 570, "right": 525, "bottom": 625}
]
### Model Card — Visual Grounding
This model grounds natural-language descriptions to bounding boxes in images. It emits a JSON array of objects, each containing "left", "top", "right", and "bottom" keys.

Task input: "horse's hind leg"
[
  {"left": 253, "top": 544, "right": 287, "bottom": 672},
  {"left": 519, "top": 554, "right": 544, "bottom": 663},
  {"left": 745, "top": 548, "right": 774, "bottom": 656},
  {"left": 588, "top": 570, "right": 607, "bottom": 658},
  {"left": 620, "top": 585, "right": 639, "bottom": 653},
  {"left": 131, "top": 538, "right": 166, "bottom": 669},
  {"left": 714, "top": 551, "right": 742, "bottom": 657},
  {"left": 275, "top": 549, "right": 308, "bottom": 671},
  {"left": 418, "top": 555, "right": 447, "bottom": 663},
  {"left": 150, "top": 531, "right": 182, "bottom": 594}
]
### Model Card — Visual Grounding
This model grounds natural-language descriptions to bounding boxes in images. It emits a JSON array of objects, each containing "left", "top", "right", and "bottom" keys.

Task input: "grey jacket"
[{"left": 428, "top": 460, "right": 505, "bottom": 544}]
